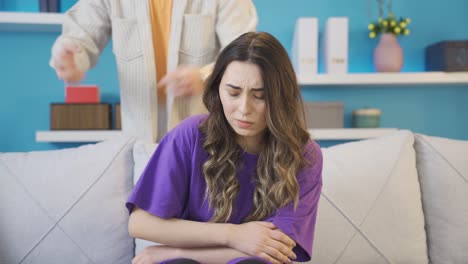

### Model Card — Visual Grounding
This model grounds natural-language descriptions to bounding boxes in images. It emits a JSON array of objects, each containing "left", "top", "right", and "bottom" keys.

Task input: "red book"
[{"left": 65, "top": 85, "right": 100, "bottom": 103}]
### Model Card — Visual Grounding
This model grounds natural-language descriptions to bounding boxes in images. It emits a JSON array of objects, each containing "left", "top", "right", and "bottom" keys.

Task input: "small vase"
[{"left": 373, "top": 33, "right": 403, "bottom": 72}]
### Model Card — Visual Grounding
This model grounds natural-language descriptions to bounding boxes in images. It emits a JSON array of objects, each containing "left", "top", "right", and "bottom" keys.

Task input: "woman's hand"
[
  {"left": 228, "top": 221, "right": 297, "bottom": 264},
  {"left": 131, "top": 245, "right": 179, "bottom": 264}
]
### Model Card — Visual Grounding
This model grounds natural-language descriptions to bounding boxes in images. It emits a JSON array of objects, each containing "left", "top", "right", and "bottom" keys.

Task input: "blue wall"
[
  {"left": 1, "top": 0, "right": 76, "bottom": 12},
  {"left": 1, "top": 0, "right": 467, "bottom": 152}
]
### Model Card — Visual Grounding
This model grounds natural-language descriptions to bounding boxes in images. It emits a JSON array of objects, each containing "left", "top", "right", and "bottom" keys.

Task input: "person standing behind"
[
  {"left": 49, "top": 0, "right": 257, "bottom": 142},
  {"left": 127, "top": 32, "right": 323, "bottom": 264}
]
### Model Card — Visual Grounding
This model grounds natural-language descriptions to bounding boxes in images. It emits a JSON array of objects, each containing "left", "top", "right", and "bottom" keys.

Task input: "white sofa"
[{"left": 1, "top": 130, "right": 467, "bottom": 264}]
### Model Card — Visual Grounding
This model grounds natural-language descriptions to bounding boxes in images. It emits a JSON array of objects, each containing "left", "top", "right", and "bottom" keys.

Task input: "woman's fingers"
[
  {"left": 257, "top": 251, "right": 282, "bottom": 264},
  {"left": 269, "top": 228, "right": 296, "bottom": 249},
  {"left": 266, "top": 245, "right": 292, "bottom": 263},
  {"left": 267, "top": 238, "right": 297, "bottom": 260}
]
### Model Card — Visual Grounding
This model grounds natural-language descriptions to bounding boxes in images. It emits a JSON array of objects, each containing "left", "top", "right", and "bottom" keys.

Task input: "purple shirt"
[{"left": 127, "top": 114, "right": 323, "bottom": 261}]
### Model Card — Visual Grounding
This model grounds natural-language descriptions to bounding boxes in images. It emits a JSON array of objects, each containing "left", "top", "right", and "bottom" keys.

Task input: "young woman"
[{"left": 127, "top": 32, "right": 323, "bottom": 264}]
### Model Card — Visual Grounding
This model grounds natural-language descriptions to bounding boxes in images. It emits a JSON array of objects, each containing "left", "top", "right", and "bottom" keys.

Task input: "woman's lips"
[{"left": 236, "top": 119, "right": 253, "bottom": 128}]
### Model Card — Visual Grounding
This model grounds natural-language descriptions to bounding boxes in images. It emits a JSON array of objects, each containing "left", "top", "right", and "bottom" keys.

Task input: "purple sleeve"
[
  {"left": 266, "top": 140, "right": 323, "bottom": 262},
  {"left": 126, "top": 123, "right": 194, "bottom": 219}
]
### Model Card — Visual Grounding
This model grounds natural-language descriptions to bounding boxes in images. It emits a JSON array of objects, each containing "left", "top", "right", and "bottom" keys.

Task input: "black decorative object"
[
  {"left": 425, "top": 40, "right": 468, "bottom": 72},
  {"left": 39, "top": 0, "right": 60, "bottom": 13}
]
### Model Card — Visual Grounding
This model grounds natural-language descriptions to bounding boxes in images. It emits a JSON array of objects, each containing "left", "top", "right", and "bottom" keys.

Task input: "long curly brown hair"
[{"left": 200, "top": 32, "right": 310, "bottom": 223}]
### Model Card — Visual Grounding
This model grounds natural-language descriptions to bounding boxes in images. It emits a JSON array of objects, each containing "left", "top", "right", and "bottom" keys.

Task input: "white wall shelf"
[
  {"left": 298, "top": 72, "right": 468, "bottom": 86},
  {"left": 0, "top": 11, "right": 63, "bottom": 32},
  {"left": 36, "top": 130, "right": 123, "bottom": 143},
  {"left": 35, "top": 128, "right": 398, "bottom": 143}
]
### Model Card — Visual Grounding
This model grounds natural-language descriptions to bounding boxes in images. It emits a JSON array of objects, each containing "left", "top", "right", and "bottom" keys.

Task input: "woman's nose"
[{"left": 238, "top": 94, "right": 252, "bottom": 115}]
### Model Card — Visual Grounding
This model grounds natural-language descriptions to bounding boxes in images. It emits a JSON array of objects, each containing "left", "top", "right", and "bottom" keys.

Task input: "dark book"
[
  {"left": 39, "top": 0, "right": 49, "bottom": 12},
  {"left": 39, "top": 0, "right": 60, "bottom": 13},
  {"left": 47, "top": 0, "right": 60, "bottom": 12}
]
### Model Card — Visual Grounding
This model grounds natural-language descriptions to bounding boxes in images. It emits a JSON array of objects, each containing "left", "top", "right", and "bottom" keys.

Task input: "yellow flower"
[{"left": 368, "top": 15, "right": 411, "bottom": 38}]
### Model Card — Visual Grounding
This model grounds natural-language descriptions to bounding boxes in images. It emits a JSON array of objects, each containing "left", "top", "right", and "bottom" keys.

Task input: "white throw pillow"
[
  {"left": 414, "top": 134, "right": 468, "bottom": 264},
  {"left": 0, "top": 137, "right": 135, "bottom": 264},
  {"left": 308, "top": 130, "right": 428, "bottom": 263}
]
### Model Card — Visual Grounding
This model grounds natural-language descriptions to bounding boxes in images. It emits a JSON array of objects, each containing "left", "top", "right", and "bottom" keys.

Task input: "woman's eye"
[
  {"left": 253, "top": 93, "right": 265, "bottom": 99},
  {"left": 229, "top": 92, "right": 240, "bottom": 97}
]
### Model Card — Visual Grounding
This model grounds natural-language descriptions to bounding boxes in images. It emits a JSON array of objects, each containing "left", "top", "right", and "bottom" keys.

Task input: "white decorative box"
[
  {"left": 323, "top": 17, "right": 349, "bottom": 74},
  {"left": 292, "top": 17, "right": 319, "bottom": 76}
]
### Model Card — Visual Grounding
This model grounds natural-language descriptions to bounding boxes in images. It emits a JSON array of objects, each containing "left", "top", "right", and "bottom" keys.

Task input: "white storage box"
[
  {"left": 292, "top": 17, "right": 319, "bottom": 76},
  {"left": 323, "top": 17, "right": 349, "bottom": 74}
]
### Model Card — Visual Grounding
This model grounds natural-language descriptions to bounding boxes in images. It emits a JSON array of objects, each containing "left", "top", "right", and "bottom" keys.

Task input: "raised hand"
[
  {"left": 158, "top": 65, "right": 205, "bottom": 98},
  {"left": 50, "top": 39, "right": 86, "bottom": 83}
]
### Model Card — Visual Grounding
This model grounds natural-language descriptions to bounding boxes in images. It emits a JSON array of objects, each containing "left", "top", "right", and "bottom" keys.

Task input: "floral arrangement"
[{"left": 368, "top": 0, "right": 411, "bottom": 38}]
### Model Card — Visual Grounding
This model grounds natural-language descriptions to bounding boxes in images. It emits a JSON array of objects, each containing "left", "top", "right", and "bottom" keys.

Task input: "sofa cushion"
[
  {"left": 309, "top": 130, "right": 428, "bottom": 263},
  {"left": 414, "top": 134, "right": 468, "bottom": 264},
  {"left": 132, "top": 132, "right": 428, "bottom": 263},
  {"left": 0, "top": 137, "right": 135, "bottom": 264},
  {"left": 132, "top": 140, "right": 159, "bottom": 254}
]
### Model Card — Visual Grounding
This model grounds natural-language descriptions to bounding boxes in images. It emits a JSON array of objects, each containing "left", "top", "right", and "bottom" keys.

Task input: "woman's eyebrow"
[
  {"left": 226, "top": 84, "right": 264, "bottom": 91},
  {"left": 226, "top": 84, "right": 241, "bottom": 90}
]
